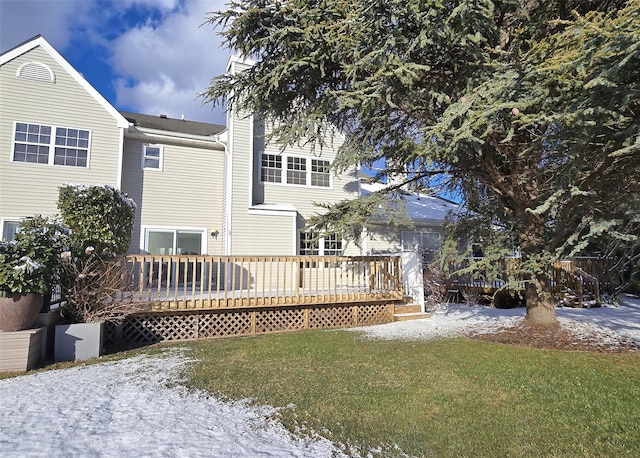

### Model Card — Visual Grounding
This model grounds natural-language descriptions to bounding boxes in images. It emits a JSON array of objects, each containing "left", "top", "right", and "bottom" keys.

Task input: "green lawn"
[{"left": 181, "top": 330, "right": 640, "bottom": 457}]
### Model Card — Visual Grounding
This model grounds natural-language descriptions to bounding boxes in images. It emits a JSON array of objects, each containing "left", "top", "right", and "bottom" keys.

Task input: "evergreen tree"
[{"left": 203, "top": 0, "right": 640, "bottom": 325}]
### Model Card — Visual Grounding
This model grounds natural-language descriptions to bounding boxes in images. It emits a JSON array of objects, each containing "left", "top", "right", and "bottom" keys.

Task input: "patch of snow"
[
  {"left": 0, "top": 349, "right": 346, "bottom": 457},
  {"left": 351, "top": 294, "right": 640, "bottom": 346}
]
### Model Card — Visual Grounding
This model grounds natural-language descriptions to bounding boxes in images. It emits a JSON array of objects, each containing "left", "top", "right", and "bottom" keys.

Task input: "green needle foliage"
[{"left": 202, "top": 0, "right": 640, "bottom": 324}]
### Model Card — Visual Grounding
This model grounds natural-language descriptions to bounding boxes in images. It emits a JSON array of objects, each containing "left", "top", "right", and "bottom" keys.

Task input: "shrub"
[
  {"left": 0, "top": 216, "right": 69, "bottom": 296},
  {"left": 57, "top": 184, "right": 136, "bottom": 258}
]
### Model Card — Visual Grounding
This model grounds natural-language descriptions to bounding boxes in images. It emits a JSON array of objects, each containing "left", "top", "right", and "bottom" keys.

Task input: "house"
[{"left": 1, "top": 36, "right": 456, "bottom": 260}]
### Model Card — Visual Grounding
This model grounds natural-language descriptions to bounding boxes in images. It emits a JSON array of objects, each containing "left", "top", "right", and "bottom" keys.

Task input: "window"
[
  {"left": 299, "top": 231, "right": 343, "bottom": 256},
  {"left": 13, "top": 123, "right": 50, "bottom": 164},
  {"left": 12, "top": 122, "right": 90, "bottom": 167},
  {"left": 261, "top": 153, "right": 331, "bottom": 188},
  {"left": 2, "top": 220, "right": 21, "bottom": 241},
  {"left": 311, "top": 159, "right": 330, "bottom": 187},
  {"left": 54, "top": 128, "right": 89, "bottom": 166},
  {"left": 323, "top": 233, "right": 343, "bottom": 256},
  {"left": 142, "top": 144, "right": 163, "bottom": 170},
  {"left": 146, "top": 229, "right": 203, "bottom": 255},
  {"left": 402, "top": 230, "right": 443, "bottom": 262},
  {"left": 300, "top": 232, "right": 320, "bottom": 256},
  {"left": 261, "top": 154, "right": 282, "bottom": 183},
  {"left": 287, "top": 157, "right": 306, "bottom": 185}
]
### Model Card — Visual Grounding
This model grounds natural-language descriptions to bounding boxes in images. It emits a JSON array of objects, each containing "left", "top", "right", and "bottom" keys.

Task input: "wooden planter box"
[{"left": 0, "top": 327, "right": 45, "bottom": 372}]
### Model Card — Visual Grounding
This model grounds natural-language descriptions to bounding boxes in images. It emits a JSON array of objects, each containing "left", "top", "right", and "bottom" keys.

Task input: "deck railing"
[
  {"left": 443, "top": 257, "right": 621, "bottom": 305},
  {"left": 123, "top": 254, "right": 404, "bottom": 311}
]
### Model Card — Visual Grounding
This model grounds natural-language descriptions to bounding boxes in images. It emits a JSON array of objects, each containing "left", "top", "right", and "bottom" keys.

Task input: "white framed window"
[
  {"left": 287, "top": 156, "right": 306, "bottom": 185},
  {"left": 12, "top": 122, "right": 90, "bottom": 167},
  {"left": 311, "top": 159, "right": 330, "bottom": 187},
  {"left": 261, "top": 153, "right": 331, "bottom": 188},
  {"left": 144, "top": 228, "right": 205, "bottom": 255},
  {"left": 142, "top": 144, "right": 163, "bottom": 170},
  {"left": 261, "top": 153, "right": 282, "bottom": 183},
  {"left": 1, "top": 219, "right": 21, "bottom": 241},
  {"left": 299, "top": 231, "right": 343, "bottom": 256}
]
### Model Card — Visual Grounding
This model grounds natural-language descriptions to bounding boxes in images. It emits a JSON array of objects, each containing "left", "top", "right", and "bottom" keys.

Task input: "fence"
[{"left": 442, "top": 257, "right": 622, "bottom": 306}]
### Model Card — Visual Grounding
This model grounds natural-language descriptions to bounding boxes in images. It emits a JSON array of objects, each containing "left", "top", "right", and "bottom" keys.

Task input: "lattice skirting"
[{"left": 104, "top": 302, "right": 393, "bottom": 351}]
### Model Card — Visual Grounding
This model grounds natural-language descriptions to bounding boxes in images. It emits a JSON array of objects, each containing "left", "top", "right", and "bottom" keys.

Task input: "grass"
[{"left": 180, "top": 330, "right": 640, "bottom": 457}]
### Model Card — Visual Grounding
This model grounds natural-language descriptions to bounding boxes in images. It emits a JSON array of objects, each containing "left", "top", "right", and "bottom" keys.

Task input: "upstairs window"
[
  {"left": 311, "top": 159, "right": 330, "bottom": 187},
  {"left": 261, "top": 154, "right": 282, "bottom": 183},
  {"left": 12, "top": 122, "right": 90, "bottom": 167},
  {"left": 54, "top": 128, "right": 89, "bottom": 167},
  {"left": 261, "top": 153, "right": 331, "bottom": 188},
  {"left": 287, "top": 157, "right": 306, "bottom": 185},
  {"left": 142, "top": 144, "right": 163, "bottom": 170}
]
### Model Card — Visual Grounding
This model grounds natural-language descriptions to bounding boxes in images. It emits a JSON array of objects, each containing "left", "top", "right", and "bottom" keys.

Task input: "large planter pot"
[
  {"left": 54, "top": 322, "right": 104, "bottom": 362},
  {"left": 0, "top": 293, "right": 44, "bottom": 332}
]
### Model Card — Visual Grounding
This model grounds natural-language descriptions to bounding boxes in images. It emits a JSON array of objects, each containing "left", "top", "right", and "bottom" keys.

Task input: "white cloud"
[
  {"left": 0, "top": 0, "right": 93, "bottom": 52},
  {"left": 110, "top": 0, "right": 230, "bottom": 124}
]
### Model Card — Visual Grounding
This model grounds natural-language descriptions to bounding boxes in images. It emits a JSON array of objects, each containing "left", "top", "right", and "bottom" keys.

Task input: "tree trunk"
[{"left": 524, "top": 277, "right": 559, "bottom": 327}]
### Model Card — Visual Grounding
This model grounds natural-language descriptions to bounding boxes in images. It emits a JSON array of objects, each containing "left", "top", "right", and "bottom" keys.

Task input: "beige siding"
[
  {"left": 0, "top": 46, "right": 122, "bottom": 222},
  {"left": 227, "top": 110, "right": 257, "bottom": 255},
  {"left": 121, "top": 138, "right": 224, "bottom": 254},
  {"left": 230, "top": 113, "right": 360, "bottom": 256}
]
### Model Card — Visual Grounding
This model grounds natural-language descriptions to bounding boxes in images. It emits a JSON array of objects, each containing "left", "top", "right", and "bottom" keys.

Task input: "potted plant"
[
  {"left": 55, "top": 249, "right": 143, "bottom": 361},
  {"left": 0, "top": 216, "right": 69, "bottom": 332},
  {"left": 54, "top": 184, "right": 138, "bottom": 361}
]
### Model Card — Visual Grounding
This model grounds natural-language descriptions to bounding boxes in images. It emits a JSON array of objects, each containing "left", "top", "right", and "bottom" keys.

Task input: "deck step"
[
  {"left": 394, "top": 312, "right": 431, "bottom": 322},
  {"left": 394, "top": 304, "right": 422, "bottom": 314}
]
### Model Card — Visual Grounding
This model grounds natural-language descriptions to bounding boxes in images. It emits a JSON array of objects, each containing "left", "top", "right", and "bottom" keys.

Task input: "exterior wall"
[
  {"left": 0, "top": 46, "right": 122, "bottom": 224},
  {"left": 228, "top": 112, "right": 361, "bottom": 256},
  {"left": 121, "top": 137, "right": 225, "bottom": 254}
]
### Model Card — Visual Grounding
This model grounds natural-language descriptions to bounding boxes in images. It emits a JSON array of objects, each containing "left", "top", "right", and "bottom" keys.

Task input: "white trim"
[
  {"left": 141, "top": 143, "right": 164, "bottom": 171},
  {"left": 1, "top": 36, "right": 129, "bottom": 129},
  {"left": 16, "top": 61, "right": 55, "bottom": 83},
  {"left": 247, "top": 113, "right": 254, "bottom": 209},
  {"left": 116, "top": 127, "right": 125, "bottom": 189},
  {"left": 126, "top": 126, "right": 224, "bottom": 148},
  {"left": 247, "top": 206, "right": 297, "bottom": 217},
  {"left": 224, "top": 108, "right": 234, "bottom": 255}
]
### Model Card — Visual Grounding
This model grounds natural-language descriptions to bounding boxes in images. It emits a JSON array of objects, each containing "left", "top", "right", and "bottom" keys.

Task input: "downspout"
[{"left": 116, "top": 126, "right": 126, "bottom": 189}]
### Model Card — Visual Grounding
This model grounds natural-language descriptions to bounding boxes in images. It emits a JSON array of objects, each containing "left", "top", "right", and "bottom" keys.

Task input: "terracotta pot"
[{"left": 0, "top": 293, "right": 44, "bottom": 332}]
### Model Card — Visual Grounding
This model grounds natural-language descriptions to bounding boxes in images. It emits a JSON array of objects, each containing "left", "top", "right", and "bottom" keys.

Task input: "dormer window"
[{"left": 16, "top": 61, "right": 55, "bottom": 83}]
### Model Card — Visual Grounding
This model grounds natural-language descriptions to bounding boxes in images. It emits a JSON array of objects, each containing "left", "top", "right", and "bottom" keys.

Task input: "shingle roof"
[{"left": 120, "top": 111, "right": 226, "bottom": 137}]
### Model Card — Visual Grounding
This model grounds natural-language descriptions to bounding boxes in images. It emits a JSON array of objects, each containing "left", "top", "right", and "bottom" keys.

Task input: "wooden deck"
[{"left": 124, "top": 254, "right": 405, "bottom": 311}]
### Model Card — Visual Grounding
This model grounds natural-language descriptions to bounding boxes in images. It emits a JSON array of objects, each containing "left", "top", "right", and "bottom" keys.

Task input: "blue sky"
[{"left": 0, "top": 0, "right": 230, "bottom": 124}]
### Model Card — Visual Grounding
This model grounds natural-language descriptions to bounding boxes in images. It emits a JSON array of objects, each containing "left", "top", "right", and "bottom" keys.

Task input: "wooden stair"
[{"left": 393, "top": 303, "right": 431, "bottom": 322}]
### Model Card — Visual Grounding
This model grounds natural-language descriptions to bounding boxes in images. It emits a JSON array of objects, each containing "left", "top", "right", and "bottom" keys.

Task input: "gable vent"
[{"left": 16, "top": 61, "right": 56, "bottom": 83}]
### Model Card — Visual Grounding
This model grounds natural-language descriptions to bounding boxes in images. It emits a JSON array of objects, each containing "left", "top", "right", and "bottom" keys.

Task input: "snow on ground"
[
  {"left": 1, "top": 295, "right": 638, "bottom": 457},
  {"left": 352, "top": 294, "right": 640, "bottom": 346},
  {"left": 0, "top": 350, "right": 346, "bottom": 458}
]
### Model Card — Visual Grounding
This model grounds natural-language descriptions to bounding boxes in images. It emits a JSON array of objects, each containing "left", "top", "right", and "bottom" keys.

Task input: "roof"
[
  {"left": 360, "top": 181, "right": 461, "bottom": 223},
  {"left": 1, "top": 35, "right": 130, "bottom": 129},
  {"left": 120, "top": 111, "right": 226, "bottom": 137}
]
